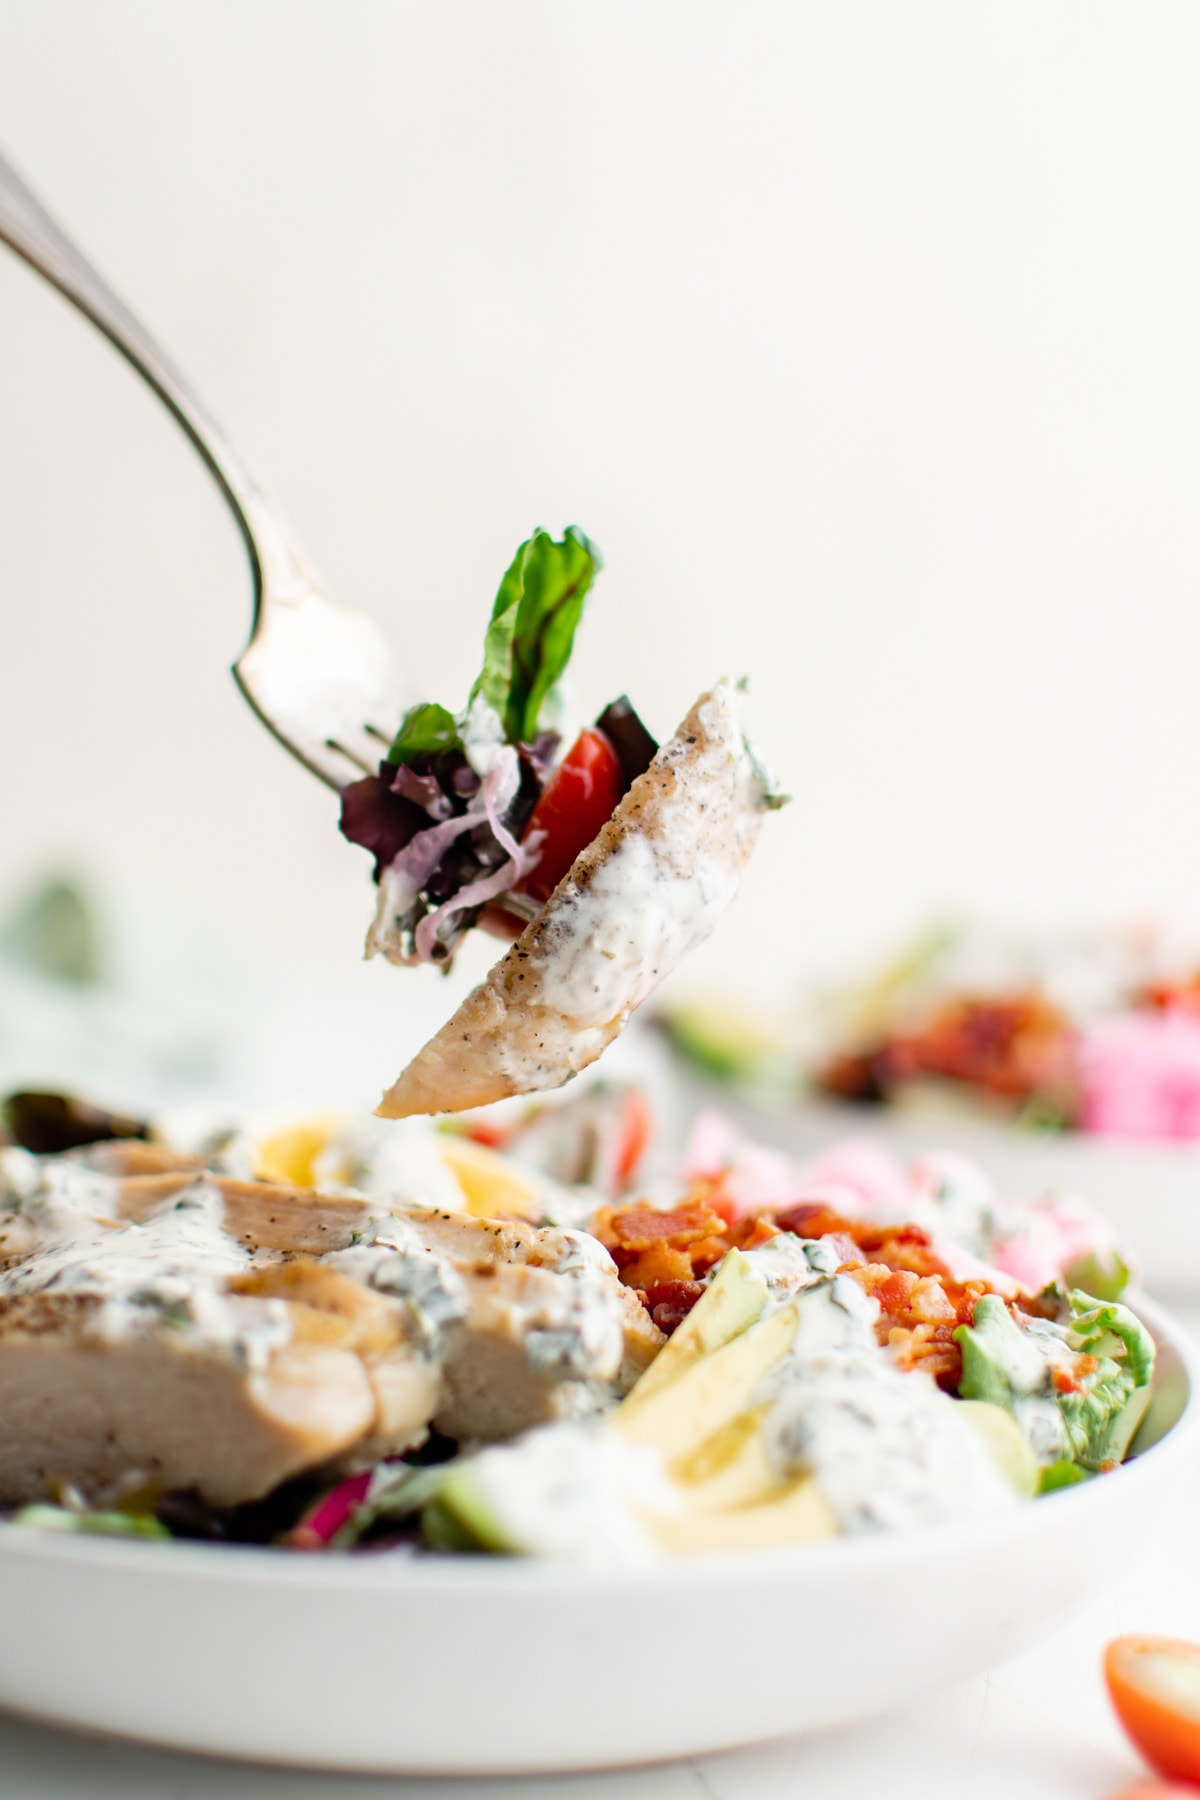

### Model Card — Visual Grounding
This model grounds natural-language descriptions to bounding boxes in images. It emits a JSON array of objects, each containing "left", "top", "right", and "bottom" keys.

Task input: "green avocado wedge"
[
  {"left": 621, "top": 1250, "right": 769, "bottom": 1411},
  {"left": 613, "top": 1303, "right": 799, "bottom": 1464},
  {"left": 421, "top": 1466, "right": 514, "bottom": 1554},
  {"left": 956, "top": 1400, "right": 1039, "bottom": 1499}
]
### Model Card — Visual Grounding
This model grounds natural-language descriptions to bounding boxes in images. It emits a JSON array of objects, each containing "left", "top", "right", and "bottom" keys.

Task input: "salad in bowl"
[{"left": 0, "top": 1081, "right": 1165, "bottom": 1562}]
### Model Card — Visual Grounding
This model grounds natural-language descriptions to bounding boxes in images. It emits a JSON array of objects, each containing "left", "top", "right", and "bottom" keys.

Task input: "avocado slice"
[
  {"left": 669, "top": 1405, "right": 769, "bottom": 1492},
  {"left": 638, "top": 1472, "right": 837, "bottom": 1555},
  {"left": 613, "top": 1304, "right": 799, "bottom": 1463},
  {"left": 422, "top": 1462, "right": 516, "bottom": 1552},
  {"left": 637, "top": 1399, "right": 839, "bottom": 1554},
  {"left": 956, "top": 1399, "right": 1039, "bottom": 1499},
  {"left": 622, "top": 1249, "right": 769, "bottom": 1411}
]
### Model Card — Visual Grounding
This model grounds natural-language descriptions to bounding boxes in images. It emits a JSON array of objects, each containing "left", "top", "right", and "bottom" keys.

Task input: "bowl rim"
[{"left": 0, "top": 1291, "right": 1193, "bottom": 1597}]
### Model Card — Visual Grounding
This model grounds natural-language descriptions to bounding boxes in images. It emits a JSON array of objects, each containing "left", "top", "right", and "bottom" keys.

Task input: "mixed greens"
[{"left": 339, "top": 528, "right": 659, "bottom": 970}]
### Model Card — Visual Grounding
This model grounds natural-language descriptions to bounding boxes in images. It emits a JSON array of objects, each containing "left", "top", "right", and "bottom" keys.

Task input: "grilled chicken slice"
[
  {"left": 330, "top": 1204, "right": 663, "bottom": 1442},
  {"left": 0, "top": 1293, "right": 381, "bottom": 1508},
  {"left": 377, "top": 681, "right": 775, "bottom": 1118},
  {"left": 231, "top": 1259, "right": 440, "bottom": 1469},
  {"left": 0, "top": 1150, "right": 662, "bottom": 1504},
  {"left": 0, "top": 1159, "right": 435, "bottom": 1507},
  {"left": 434, "top": 1259, "right": 660, "bottom": 1441}
]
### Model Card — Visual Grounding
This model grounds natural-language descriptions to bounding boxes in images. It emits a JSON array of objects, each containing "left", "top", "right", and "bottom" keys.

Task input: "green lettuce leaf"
[
  {"left": 1038, "top": 1460, "right": 1091, "bottom": 1494},
  {"left": 386, "top": 528, "right": 601, "bottom": 768},
  {"left": 955, "top": 1288, "right": 1156, "bottom": 1475},
  {"left": 13, "top": 1503, "right": 169, "bottom": 1540},
  {"left": 1056, "top": 1354, "right": 1137, "bottom": 1470},
  {"left": 1067, "top": 1290, "right": 1155, "bottom": 1388},
  {"left": 470, "top": 526, "right": 601, "bottom": 744},
  {"left": 386, "top": 702, "right": 463, "bottom": 767}
]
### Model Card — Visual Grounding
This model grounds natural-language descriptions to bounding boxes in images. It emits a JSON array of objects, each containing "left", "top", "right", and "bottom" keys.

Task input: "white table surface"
[{"left": 2, "top": 1312, "right": 1196, "bottom": 1800}]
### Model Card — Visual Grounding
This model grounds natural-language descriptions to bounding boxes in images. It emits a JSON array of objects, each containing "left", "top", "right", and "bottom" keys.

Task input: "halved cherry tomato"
[
  {"left": 1105, "top": 1635, "right": 1200, "bottom": 1784},
  {"left": 517, "top": 728, "right": 623, "bottom": 904}
]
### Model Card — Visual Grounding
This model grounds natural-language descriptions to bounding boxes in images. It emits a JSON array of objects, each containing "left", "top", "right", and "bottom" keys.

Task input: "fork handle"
[{"left": 0, "top": 146, "right": 309, "bottom": 629}]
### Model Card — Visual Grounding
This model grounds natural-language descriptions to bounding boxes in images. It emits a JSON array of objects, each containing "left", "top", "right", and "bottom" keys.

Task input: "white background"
[
  {"left": 1, "top": 22, "right": 1198, "bottom": 1786},
  {"left": 4, "top": 1, "right": 1200, "bottom": 1050}
]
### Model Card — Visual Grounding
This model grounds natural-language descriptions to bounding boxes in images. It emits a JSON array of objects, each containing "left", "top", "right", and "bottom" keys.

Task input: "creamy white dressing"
[
  {"left": 0, "top": 1146, "right": 41, "bottom": 1207},
  {"left": 741, "top": 1233, "right": 844, "bottom": 1310},
  {"left": 489, "top": 684, "right": 767, "bottom": 1089},
  {"left": 326, "top": 1234, "right": 469, "bottom": 1357},
  {"left": 974, "top": 1309, "right": 1080, "bottom": 1464},
  {"left": 762, "top": 1349, "right": 1015, "bottom": 1534},
  {"left": 460, "top": 696, "right": 507, "bottom": 779},
  {"left": 535, "top": 830, "right": 741, "bottom": 1026},
  {"left": 789, "top": 1273, "right": 882, "bottom": 1358},
  {"left": 517, "top": 1230, "right": 632, "bottom": 1384},
  {"left": 327, "top": 1214, "right": 628, "bottom": 1386},
  {"left": 522, "top": 1272, "right": 627, "bottom": 1385},
  {"left": 980, "top": 1312, "right": 1071, "bottom": 1394},
  {"left": 752, "top": 1275, "right": 1014, "bottom": 1532},
  {"left": 479, "top": 1254, "right": 628, "bottom": 1386},
  {"left": 513, "top": 1231, "right": 633, "bottom": 1385},
  {"left": 1011, "top": 1395, "right": 1070, "bottom": 1464},
  {"left": 0, "top": 1167, "right": 292, "bottom": 1369},
  {"left": 0, "top": 1170, "right": 238, "bottom": 1296},
  {"left": 313, "top": 1116, "right": 469, "bottom": 1213},
  {"left": 463, "top": 1423, "right": 671, "bottom": 1562}
]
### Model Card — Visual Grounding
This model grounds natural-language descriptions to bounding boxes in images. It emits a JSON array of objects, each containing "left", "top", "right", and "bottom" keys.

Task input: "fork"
[{"left": 0, "top": 146, "right": 405, "bottom": 790}]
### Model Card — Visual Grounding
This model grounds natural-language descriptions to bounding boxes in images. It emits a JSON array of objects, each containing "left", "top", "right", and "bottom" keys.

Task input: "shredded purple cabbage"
[
  {"left": 413, "top": 752, "right": 539, "bottom": 961},
  {"left": 390, "top": 765, "right": 454, "bottom": 818},
  {"left": 344, "top": 703, "right": 648, "bottom": 970}
]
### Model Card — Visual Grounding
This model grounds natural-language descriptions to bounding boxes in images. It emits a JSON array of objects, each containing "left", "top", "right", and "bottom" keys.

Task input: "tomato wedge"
[
  {"left": 1105, "top": 1636, "right": 1200, "bottom": 1784},
  {"left": 517, "top": 728, "right": 624, "bottom": 904}
]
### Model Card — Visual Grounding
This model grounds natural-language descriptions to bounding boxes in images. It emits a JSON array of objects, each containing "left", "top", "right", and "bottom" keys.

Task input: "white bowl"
[{"left": 0, "top": 1296, "right": 1194, "bottom": 1776}]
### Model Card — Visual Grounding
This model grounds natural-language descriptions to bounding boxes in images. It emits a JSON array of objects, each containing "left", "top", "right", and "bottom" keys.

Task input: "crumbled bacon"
[
  {"left": 597, "top": 1195, "right": 728, "bottom": 1255},
  {"left": 687, "top": 1235, "right": 736, "bottom": 1275},
  {"left": 776, "top": 1205, "right": 953, "bottom": 1281},
  {"left": 734, "top": 1216, "right": 782, "bottom": 1253},
  {"left": 617, "top": 1242, "right": 696, "bottom": 1290},
  {"left": 600, "top": 1187, "right": 996, "bottom": 1379},
  {"left": 885, "top": 1324, "right": 962, "bottom": 1385},
  {"left": 848, "top": 1263, "right": 986, "bottom": 1388},
  {"left": 644, "top": 1280, "right": 706, "bottom": 1334}
]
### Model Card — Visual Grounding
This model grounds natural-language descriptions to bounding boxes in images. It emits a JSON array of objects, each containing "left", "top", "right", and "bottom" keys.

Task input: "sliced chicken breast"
[{"left": 378, "top": 680, "right": 776, "bottom": 1118}]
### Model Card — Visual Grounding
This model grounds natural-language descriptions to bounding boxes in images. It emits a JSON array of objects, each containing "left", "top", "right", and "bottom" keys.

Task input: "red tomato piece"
[
  {"left": 612, "top": 1088, "right": 653, "bottom": 1190},
  {"left": 1105, "top": 1635, "right": 1200, "bottom": 1785},
  {"left": 518, "top": 728, "right": 623, "bottom": 904}
]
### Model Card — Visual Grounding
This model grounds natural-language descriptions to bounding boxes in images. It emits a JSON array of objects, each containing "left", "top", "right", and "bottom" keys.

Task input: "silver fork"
[{"left": 0, "top": 147, "right": 406, "bottom": 790}]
